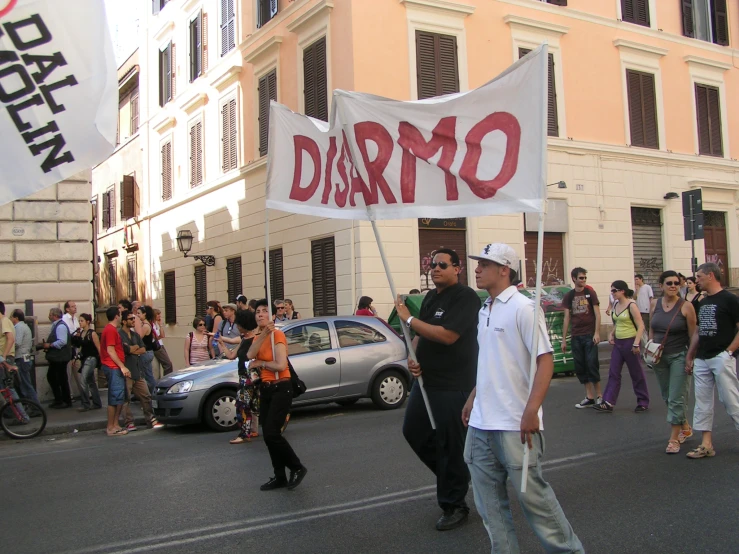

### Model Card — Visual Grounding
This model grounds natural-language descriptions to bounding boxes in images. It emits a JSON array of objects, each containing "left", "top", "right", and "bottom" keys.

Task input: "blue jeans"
[
  {"left": 570, "top": 335, "right": 600, "bottom": 385},
  {"left": 140, "top": 351, "right": 156, "bottom": 394},
  {"left": 79, "top": 357, "right": 103, "bottom": 409},
  {"left": 464, "top": 427, "right": 584, "bottom": 554},
  {"left": 102, "top": 366, "right": 126, "bottom": 406},
  {"left": 14, "top": 358, "right": 39, "bottom": 404}
]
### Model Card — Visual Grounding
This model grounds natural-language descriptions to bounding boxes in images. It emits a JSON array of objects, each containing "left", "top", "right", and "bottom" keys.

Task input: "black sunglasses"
[
  {"left": 430, "top": 261, "right": 457, "bottom": 270},
  {"left": 610, "top": 288, "right": 621, "bottom": 293},
  {"left": 664, "top": 281, "right": 680, "bottom": 286}
]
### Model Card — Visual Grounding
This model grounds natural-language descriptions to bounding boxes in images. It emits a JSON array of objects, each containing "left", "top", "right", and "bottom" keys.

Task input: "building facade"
[
  {"left": 0, "top": 170, "right": 94, "bottom": 401},
  {"left": 122, "top": 0, "right": 739, "bottom": 366}
]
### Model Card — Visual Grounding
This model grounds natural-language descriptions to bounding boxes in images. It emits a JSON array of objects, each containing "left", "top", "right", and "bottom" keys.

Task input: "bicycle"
[{"left": 1, "top": 369, "right": 47, "bottom": 439}]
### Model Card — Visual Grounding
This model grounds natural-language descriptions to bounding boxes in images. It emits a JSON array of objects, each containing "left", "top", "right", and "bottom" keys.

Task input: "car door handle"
[{"left": 325, "top": 357, "right": 336, "bottom": 365}]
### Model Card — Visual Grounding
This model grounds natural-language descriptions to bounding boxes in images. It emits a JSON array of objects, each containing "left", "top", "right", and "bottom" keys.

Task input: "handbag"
[
  {"left": 287, "top": 359, "right": 307, "bottom": 399},
  {"left": 643, "top": 299, "right": 683, "bottom": 365}
]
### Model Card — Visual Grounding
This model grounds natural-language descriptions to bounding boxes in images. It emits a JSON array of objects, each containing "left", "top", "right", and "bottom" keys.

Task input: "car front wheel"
[
  {"left": 371, "top": 370, "right": 407, "bottom": 410},
  {"left": 203, "top": 389, "right": 239, "bottom": 432}
]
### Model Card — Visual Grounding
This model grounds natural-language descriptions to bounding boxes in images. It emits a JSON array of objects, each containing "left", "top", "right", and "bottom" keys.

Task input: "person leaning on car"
[{"left": 394, "top": 247, "right": 481, "bottom": 532}]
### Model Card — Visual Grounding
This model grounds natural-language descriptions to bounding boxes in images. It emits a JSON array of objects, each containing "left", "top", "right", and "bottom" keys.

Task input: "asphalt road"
[{"left": 2, "top": 360, "right": 739, "bottom": 554}]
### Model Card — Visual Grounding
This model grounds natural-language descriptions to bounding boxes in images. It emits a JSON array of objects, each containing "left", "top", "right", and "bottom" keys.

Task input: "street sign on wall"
[{"left": 682, "top": 189, "right": 704, "bottom": 241}]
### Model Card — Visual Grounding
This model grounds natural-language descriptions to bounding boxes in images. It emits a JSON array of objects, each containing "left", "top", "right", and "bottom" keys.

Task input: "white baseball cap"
[{"left": 469, "top": 243, "right": 520, "bottom": 269}]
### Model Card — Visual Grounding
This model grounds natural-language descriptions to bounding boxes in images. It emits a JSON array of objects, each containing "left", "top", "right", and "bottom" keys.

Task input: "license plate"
[{"left": 151, "top": 400, "right": 158, "bottom": 408}]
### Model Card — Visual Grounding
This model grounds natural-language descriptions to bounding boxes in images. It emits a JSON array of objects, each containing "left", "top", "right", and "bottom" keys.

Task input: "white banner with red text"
[
  {"left": 266, "top": 45, "right": 548, "bottom": 220},
  {"left": 0, "top": 0, "right": 117, "bottom": 205}
]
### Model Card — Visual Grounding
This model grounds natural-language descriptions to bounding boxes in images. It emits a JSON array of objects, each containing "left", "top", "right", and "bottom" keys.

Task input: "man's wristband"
[{"left": 406, "top": 316, "right": 414, "bottom": 328}]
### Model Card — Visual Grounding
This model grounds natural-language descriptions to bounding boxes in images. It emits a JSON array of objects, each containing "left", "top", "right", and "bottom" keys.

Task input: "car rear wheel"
[
  {"left": 371, "top": 370, "right": 407, "bottom": 410},
  {"left": 203, "top": 389, "right": 239, "bottom": 432}
]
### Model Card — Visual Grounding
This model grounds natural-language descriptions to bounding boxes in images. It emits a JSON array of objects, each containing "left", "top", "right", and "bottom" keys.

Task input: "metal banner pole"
[
  {"left": 264, "top": 208, "right": 277, "bottom": 378},
  {"left": 370, "top": 219, "right": 436, "bottom": 430},
  {"left": 521, "top": 211, "right": 546, "bottom": 493},
  {"left": 690, "top": 196, "right": 696, "bottom": 274}
]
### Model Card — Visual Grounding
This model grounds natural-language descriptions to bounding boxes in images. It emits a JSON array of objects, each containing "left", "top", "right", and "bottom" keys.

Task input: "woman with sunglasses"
[
  {"left": 136, "top": 305, "right": 157, "bottom": 394},
  {"left": 594, "top": 280, "right": 649, "bottom": 413},
  {"left": 355, "top": 296, "right": 376, "bottom": 316},
  {"left": 649, "top": 271, "right": 696, "bottom": 453},
  {"left": 684, "top": 277, "right": 705, "bottom": 311},
  {"left": 185, "top": 317, "right": 213, "bottom": 367}
]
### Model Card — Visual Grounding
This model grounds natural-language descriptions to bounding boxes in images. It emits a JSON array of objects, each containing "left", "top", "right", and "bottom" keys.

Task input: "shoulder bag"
[{"left": 643, "top": 299, "right": 683, "bottom": 366}]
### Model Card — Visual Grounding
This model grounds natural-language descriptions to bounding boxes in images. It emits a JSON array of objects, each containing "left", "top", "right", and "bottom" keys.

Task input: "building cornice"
[
  {"left": 287, "top": 0, "right": 334, "bottom": 33},
  {"left": 503, "top": 15, "right": 568, "bottom": 36},
  {"left": 209, "top": 51, "right": 242, "bottom": 92},
  {"left": 244, "top": 36, "right": 283, "bottom": 64},
  {"left": 683, "top": 55, "right": 732, "bottom": 72},
  {"left": 152, "top": 115, "right": 177, "bottom": 134},
  {"left": 153, "top": 20, "right": 175, "bottom": 42},
  {"left": 182, "top": 0, "right": 201, "bottom": 13},
  {"left": 399, "top": 0, "right": 475, "bottom": 16},
  {"left": 179, "top": 91, "right": 208, "bottom": 115},
  {"left": 613, "top": 39, "right": 668, "bottom": 58}
]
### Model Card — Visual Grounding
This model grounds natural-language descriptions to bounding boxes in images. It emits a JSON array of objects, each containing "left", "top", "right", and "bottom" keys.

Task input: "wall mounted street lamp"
[
  {"left": 176, "top": 230, "right": 216, "bottom": 266},
  {"left": 548, "top": 181, "right": 567, "bottom": 189},
  {"left": 663, "top": 192, "right": 679, "bottom": 200}
]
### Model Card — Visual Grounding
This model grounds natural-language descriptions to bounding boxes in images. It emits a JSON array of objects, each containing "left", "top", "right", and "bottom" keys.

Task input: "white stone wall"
[{"left": 0, "top": 172, "right": 94, "bottom": 401}]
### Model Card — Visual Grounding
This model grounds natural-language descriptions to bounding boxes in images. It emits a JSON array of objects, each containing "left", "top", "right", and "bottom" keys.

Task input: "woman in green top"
[{"left": 594, "top": 280, "right": 650, "bottom": 413}]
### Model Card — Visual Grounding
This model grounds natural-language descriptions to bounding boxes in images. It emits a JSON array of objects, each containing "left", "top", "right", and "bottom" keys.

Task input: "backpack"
[
  {"left": 565, "top": 285, "right": 596, "bottom": 313},
  {"left": 611, "top": 301, "right": 638, "bottom": 329},
  {"left": 287, "top": 359, "right": 307, "bottom": 399}
]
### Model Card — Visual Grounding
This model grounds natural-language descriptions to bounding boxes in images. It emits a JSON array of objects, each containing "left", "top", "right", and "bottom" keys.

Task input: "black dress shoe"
[
  {"left": 49, "top": 401, "right": 63, "bottom": 408},
  {"left": 260, "top": 477, "right": 288, "bottom": 491},
  {"left": 51, "top": 402, "right": 72, "bottom": 409},
  {"left": 287, "top": 466, "right": 308, "bottom": 490},
  {"left": 436, "top": 507, "right": 469, "bottom": 531}
]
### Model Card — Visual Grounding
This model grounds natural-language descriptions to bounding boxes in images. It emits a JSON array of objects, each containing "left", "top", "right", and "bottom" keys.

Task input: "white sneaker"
[{"left": 575, "top": 397, "right": 596, "bottom": 409}]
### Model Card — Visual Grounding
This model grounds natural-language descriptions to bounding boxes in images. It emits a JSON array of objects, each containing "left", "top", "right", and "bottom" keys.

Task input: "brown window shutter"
[
  {"left": 189, "top": 121, "right": 203, "bottom": 187},
  {"left": 226, "top": 257, "right": 242, "bottom": 302},
  {"left": 164, "top": 271, "right": 177, "bottom": 323},
  {"left": 162, "top": 141, "right": 172, "bottom": 200},
  {"left": 681, "top": 0, "right": 695, "bottom": 38},
  {"left": 303, "top": 38, "right": 327, "bottom": 121},
  {"left": 712, "top": 0, "right": 729, "bottom": 46},
  {"left": 194, "top": 265, "right": 207, "bottom": 318},
  {"left": 621, "top": 0, "right": 649, "bottom": 26},
  {"left": 519, "top": 48, "right": 558, "bottom": 137},
  {"left": 127, "top": 255, "right": 137, "bottom": 301},
  {"left": 626, "top": 70, "right": 658, "bottom": 149},
  {"left": 108, "top": 258, "right": 118, "bottom": 304},
  {"left": 130, "top": 91, "right": 139, "bottom": 134},
  {"left": 258, "top": 69, "right": 277, "bottom": 156},
  {"left": 228, "top": 98, "right": 237, "bottom": 170},
  {"left": 170, "top": 42, "right": 176, "bottom": 98},
  {"left": 108, "top": 188, "right": 116, "bottom": 228},
  {"left": 122, "top": 175, "right": 135, "bottom": 219},
  {"left": 695, "top": 84, "right": 723, "bottom": 157},
  {"left": 190, "top": 14, "right": 203, "bottom": 82},
  {"left": 102, "top": 190, "right": 110, "bottom": 229},
  {"left": 160, "top": 43, "right": 172, "bottom": 106},
  {"left": 221, "top": 101, "right": 229, "bottom": 171},
  {"left": 416, "top": 31, "right": 459, "bottom": 99},
  {"left": 547, "top": 0, "right": 567, "bottom": 5},
  {"left": 268, "top": 248, "right": 284, "bottom": 301},
  {"left": 202, "top": 12, "right": 209, "bottom": 72},
  {"left": 438, "top": 34, "right": 459, "bottom": 95},
  {"left": 221, "top": 0, "right": 235, "bottom": 56},
  {"left": 311, "top": 237, "right": 336, "bottom": 316}
]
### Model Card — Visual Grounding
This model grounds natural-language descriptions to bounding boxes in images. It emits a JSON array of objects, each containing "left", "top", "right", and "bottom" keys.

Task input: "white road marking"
[
  {"left": 542, "top": 452, "right": 597, "bottom": 466},
  {"left": 64, "top": 485, "right": 437, "bottom": 554}
]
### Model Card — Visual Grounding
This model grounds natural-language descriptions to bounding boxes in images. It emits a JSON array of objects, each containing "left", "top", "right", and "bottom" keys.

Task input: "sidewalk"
[{"left": 2, "top": 396, "right": 149, "bottom": 439}]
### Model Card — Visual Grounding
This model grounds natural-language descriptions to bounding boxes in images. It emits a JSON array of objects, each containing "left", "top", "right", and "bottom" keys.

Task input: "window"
[
  {"left": 311, "top": 237, "right": 337, "bottom": 316},
  {"left": 153, "top": 0, "right": 172, "bottom": 14},
  {"left": 164, "top": 271, "right": 177, "bottom": 323},
  {"left": 190, "top": 12, "right": 203, "bottom": 82},
  {"left": 626, "top": 70, "right": 658, "bottom": 149},
  {"left": 194, "top": 265, "right": 207, "bottom": 318},
  {"left": 130, "top": 90, "right": 139, "bottom": 134},
  {"left": 542, "top": 0, "right": 567, "bottom": 4},
  {"left": 258, "top": 70, "right": 277, "bottom": 156},
  {"left": 519, "top": 48, "right": 558, "bottom": 137},
  {"left": 416, "top": 31, "right": 459, "bottom": 100},
  {"left": 257, "top": 0, "right": 278, "bottom": 28},
  {"left": 159, "top": 42, "right": 174, "bottom": 106},
  {"left": 303, "top": 37, "right": 328, "bottom": 121},
  {"left": 264, "top": 248, "right": 284, "bottom": 302},
  {"left": 120, "top": 175, "right": 138, "bottom": 219},
  {"left": 226, "top": 257, "right": 242, "bottom": 303},
  {"left": 621, "top": 0, "right": 650, "bottom": 27},
  {"left": 682, "top": 0, "right": 729, "bottom": 46},
  {"left": 161, "top": 140, "right": 173, "bottom": 200},
  {"left": 107, "top": 257, "right": 117, "bottom": 304},
  {"left": 189, "top": 118, "right": 203, "bottom": 187},
  {"left": 102, "top": 186, "right": 115, "bottom": 229},
  {"left": 334, "top": 321, "right": 387, "bottom": 348},
  {"left": 695, "top": 83, "right": 723, "bottom": 157},
  {"left": 285, "top": 322, "right": 332, "bottom": 356},
  {"left": 220, "top": 0, "right": 235, "bottom": 56},
  {"left": 220, "top": 96, "right": 237, "bottom": 172},
  {"left": 127, "top": 255, "right": 137, "bottom": 302}
]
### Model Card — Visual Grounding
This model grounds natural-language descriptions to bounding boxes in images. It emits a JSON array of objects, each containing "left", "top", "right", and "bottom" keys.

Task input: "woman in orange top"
[{"left": 247, "top": 299, "right": 307, "bottom": 491}]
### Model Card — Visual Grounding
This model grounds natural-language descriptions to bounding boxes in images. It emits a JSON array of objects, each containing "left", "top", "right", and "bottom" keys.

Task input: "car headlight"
[{"left": 167, "top": 380, "right": 194, "bottom": 394}]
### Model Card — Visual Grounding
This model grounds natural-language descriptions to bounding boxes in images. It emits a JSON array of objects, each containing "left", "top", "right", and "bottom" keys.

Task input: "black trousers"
[
  {"left": 47, "top": 360, "right": 71, "bottom": 403},
  {"left": 402, "top": 381, "right": 470, "bottom": 511},
  {"left": 260, "top": 381, "right": 301, "bottom": 481}
]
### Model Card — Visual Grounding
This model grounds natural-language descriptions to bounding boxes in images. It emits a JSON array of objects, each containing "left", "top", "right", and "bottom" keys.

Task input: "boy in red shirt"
[{"left": 99, "top": 306, "right": 131, "bottom": 436}]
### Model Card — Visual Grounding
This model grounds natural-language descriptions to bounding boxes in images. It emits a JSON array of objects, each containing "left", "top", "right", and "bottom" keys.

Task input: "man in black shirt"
[
  {"left": 685, "top": 262, "right": 739, "bottom": 459},
  {"left": 395, "top": 248, "right": 480, "bottom": 531}
]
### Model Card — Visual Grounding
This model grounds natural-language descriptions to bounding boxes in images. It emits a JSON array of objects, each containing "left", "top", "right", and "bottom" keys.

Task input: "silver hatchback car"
[{"left": 151, "top": 316, "right": 411, "bottom": 431}]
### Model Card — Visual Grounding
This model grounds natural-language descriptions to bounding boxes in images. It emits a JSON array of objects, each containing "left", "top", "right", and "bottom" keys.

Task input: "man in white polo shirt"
[{"left": 462, "top": 243, "right": 583, "bottom": 554}]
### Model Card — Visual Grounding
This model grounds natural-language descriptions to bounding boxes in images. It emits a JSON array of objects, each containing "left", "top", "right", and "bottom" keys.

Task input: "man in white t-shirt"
[
  {"left": 62, "top": 300, "right": 83, "bottom": 403},
  {"left": 462, "top": 243, "right": 584, "bottom": 554},
  {"left": 634, "top": 274, "right": 654, "bottom": 331}
]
